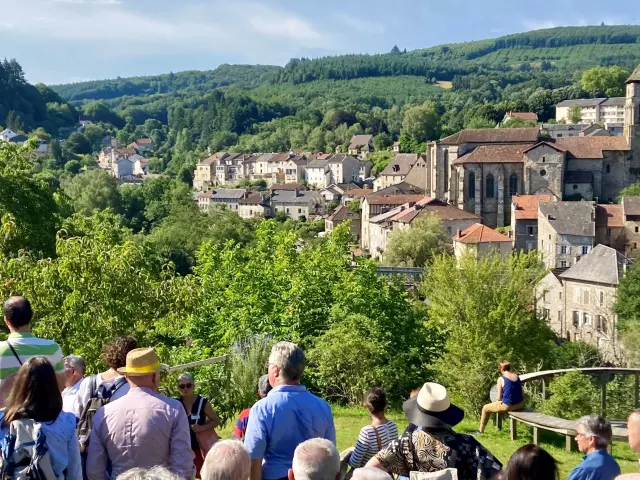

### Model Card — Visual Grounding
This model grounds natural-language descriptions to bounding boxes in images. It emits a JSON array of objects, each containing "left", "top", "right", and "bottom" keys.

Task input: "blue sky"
[{"left": 1, "top": 0, "right": 639, "bottom": 85}]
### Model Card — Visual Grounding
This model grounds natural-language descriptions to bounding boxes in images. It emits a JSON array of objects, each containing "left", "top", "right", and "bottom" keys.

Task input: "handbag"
[{"left": 193, "top": 397, "right": 220, "bottom": 456}]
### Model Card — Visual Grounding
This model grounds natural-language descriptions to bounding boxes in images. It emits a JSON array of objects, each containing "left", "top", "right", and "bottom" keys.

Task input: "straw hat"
[
  {"left": 117, "top": 347, "right": 162, "bottom": 376},
  {"left": 402, "top": 382, "right": 464, "bottom": 429}
]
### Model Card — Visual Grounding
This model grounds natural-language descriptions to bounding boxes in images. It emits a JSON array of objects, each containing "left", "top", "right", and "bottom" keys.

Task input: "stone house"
[
  {"left": 133, "top": 158, "right": 149, "bottom": 176},
  {"left": 373, "top": 154, "right": 423, "bottom": 192},
  {"left": 538, "top": 201, "right": 595, "bottom": 269},
  {"left": 128, "top": 138, "right": 154, "bottom": 154},
  {"left": 501, "top": 112, "right": 538, "bottom": 124},
  {"left": 325, "top": 205, "right": 361, "bottom": 241},
  {"left": 348, "top": 135, "right": 374, "bottom": 157},
  {"left": 452, "top": 223, "right": 512, "bottom": 260},
  {"left": 595, "top": 204, "right": 626, "bottom": 253},
  {"left": 359, "top": 159, "right": 373, "bottom": 181},
  {"left": 391, "top": 201, "right": 481, "bottom": 239},
  {"left": 113, "top": 157, "right": 134, "bottom": 178},
  {"left": 270, "top": 189, "right": 323, "bottom": 221},
  {"left": 622, "top": 196, "right": 640, "bottom": 258},
  {"left": 341, "top": 188, "right": 373, "bottom": 205},
  {"left": 238, "top": 191, "right": 272, "bottom": 219},
  {"left": 538, "top": 245, "right": 631, "bottom": 360},
  {"left": 194, "top": 152, "right": 228, "bottom": 191},
  {"left": 305, "top": 155, "right": 361, "bottom": 188},
  {"left": 197, "top": 189, "right": 248, "bottom": 212},
  {"left": 511, "top": 194, "right": 554, "bottom": 252}
]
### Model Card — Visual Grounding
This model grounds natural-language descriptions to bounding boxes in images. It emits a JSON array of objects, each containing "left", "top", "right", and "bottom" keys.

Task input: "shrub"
[{"left": 542, "top": 371, "right": 599, "bottom": 419}]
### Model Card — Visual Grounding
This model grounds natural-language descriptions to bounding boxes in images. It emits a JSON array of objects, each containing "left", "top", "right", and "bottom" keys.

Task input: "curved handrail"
[{"left": 519, "top": 367, "right": 640, "bottom": 383}]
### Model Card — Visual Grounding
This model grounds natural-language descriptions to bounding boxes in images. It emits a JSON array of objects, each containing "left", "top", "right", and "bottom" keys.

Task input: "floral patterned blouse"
[{"left": 375, "top": 427, "right": 502, "bottom": 480}]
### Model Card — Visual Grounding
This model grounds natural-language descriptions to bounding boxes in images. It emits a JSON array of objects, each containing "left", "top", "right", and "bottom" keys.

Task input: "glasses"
[{"left": 179, "top": 383, "right": 193, "bottom": 389}]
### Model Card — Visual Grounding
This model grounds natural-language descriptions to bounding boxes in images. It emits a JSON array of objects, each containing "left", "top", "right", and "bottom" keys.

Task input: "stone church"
[{"left": 410, "top": 64, "right": 640, "bottom": 228}]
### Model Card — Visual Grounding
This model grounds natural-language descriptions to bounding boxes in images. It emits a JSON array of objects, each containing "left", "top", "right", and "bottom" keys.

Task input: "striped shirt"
[
  {"left": 0, "top": 332, "right": 64, "bottom": 381},
  {"left": 349, "top": 421, "right": 398, "bottom": 468}
]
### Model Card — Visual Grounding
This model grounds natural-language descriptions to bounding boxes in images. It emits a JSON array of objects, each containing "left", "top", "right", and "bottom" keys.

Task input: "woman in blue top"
[
  {"left": 1, "top": 356, "right": 82, "bottom": 480},
  {"left": 478, "top": 360, "right": 525, "bottom": 433}
]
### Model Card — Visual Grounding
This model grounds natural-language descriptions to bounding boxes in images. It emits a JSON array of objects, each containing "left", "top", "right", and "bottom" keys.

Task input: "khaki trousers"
[{"left": 479, "top": 401, "right": 524, "bottom": 432}]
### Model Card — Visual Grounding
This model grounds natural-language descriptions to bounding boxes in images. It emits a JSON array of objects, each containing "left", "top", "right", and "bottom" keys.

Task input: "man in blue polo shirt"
[
  {"left": 568, "top": 415, "right": 620, "bottom": 480},
  {"left": 244, "top": 341, "right": 336, "bottom": 480}
]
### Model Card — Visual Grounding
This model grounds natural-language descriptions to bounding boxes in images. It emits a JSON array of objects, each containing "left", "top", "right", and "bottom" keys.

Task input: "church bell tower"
[{"left": 625, "top": 64, "right": 640, "bottom": 153}]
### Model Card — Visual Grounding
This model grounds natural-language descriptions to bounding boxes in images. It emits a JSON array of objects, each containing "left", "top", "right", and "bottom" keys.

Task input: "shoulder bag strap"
[
  {"left": 196, "top": 396, "right": 205, "bottom": 422},
  {"left": 6, "top": 341, "right": 22, "bottom": 366},
  {"left": 373, "top": 426, "right": 383, "bottom": 451}
]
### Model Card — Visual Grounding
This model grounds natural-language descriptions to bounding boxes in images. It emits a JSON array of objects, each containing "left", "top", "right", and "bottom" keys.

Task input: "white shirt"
[
  {"left": 62, "top": 378, "right": 84, "bottom": 418},
  {"left": 74, "top": 373, "right": 130, "bottom": 416}
]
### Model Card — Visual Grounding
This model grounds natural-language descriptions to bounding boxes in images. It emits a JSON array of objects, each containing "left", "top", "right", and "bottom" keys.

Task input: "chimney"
[
  {"left": 457, "top": 229, "right": 462, "bottom": 238},
  {"left": 294, "top": 188, "right": 299, "bottom": 197}
]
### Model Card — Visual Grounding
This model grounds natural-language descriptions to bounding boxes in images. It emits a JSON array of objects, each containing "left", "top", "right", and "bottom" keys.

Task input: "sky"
[{"left": 1, "top": 0, "right": 640, "bottom": 85}]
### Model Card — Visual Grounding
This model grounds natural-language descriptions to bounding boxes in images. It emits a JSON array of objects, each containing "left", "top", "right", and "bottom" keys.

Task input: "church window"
[
  {"left": 509, "top": 174, "right": 518, "bottom": 196},
  {"left": 573, "top": 185, "right": 578, "bottom": 190},
  {"left": 606, "top": 165, "right": 611, "bottom": 173},
  {"left": 485, "top": 174, "right": 495, "bottom": 198},
  {"left": 443, "top": 150, "right": 450, "bottom": 192},
  {"left": 468, "top": 172, "right": 476, "bottom": 199},
  {"left": 542, "top": 156, "right": 546, "bottom": 163},
  {"left": 540, "top": 169, "right": 547, "bottom": 177}
]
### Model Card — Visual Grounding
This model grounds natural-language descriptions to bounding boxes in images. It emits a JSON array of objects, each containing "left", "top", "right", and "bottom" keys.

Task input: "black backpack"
[{"left": 77, "top": 376, "right": 127, "bottom": 453}]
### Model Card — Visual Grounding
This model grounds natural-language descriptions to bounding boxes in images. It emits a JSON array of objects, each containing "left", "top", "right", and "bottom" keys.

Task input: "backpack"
[
  {"left": 0, "top": 414, "right": 61, "bottom": 480},
  {"left": 77, "top": 376, "right": 127, "bottom": 453}
]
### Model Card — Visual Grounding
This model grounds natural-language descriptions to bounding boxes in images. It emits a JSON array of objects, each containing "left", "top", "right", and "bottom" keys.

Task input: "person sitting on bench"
[{"left": 478, "top": 360, "right": 524, "bottom": 434}]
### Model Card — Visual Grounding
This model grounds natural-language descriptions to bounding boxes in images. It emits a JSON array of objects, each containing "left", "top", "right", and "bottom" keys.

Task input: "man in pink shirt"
[{"left": 86, "top": 348, "right": 194, "bottom": 480}]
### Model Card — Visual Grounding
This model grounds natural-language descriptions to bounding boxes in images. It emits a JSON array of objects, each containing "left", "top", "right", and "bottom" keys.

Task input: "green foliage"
[
  {"left": 384, "top": 215, "right": 450, "bottom": 267},
  {"left": 401, "top": 101, "right": 440, "bottom": 144},
  {"left": 581, "top": 66, "right": 630, "bottom": 97},
  {"left": 60, "top": 169, "right": 121, "bottom": 215},
  {"left": 347, "top": 199, "right": 362, "bottom": 213},
  {"left": 500, "top": 118, "right": 537, "bottom": 128},
  {"left": 618, "top": 183, "right": 640, "bottom": 201},
  {"left": 421, "top": 251, "right": 555, "bottom": 414},
  {"left": 369, "top": 151, "right": 394, "bottom": 175},
  {"left": 568, "top": 105, "right": 583, "bottom": 124},
  {"left": 64, "top": 133, "right": 92, "bottom": 156},
  {"left": 542, "top": 371, "right": 599, "bottom": 420}
]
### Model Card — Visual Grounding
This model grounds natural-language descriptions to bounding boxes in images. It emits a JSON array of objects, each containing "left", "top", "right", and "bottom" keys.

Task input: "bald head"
[
  {"left": 352, "top": 468, "right": 393, "bottom": 480},
  {"left": 3, "top": 296, "right": 33, "bottom": 330},
  {"left": 629, "top": 411, "right": 640, "bottom": 452}
]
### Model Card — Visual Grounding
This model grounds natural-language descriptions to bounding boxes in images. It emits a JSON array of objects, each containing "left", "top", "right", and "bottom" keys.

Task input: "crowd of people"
[{"left": 2, "top": 295, "right": 640, "bottom": 480}]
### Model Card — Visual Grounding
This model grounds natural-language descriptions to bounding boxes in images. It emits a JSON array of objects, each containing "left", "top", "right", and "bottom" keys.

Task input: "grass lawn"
[{"left": 219, "top": 406, "right": 640, "bottom": 478}]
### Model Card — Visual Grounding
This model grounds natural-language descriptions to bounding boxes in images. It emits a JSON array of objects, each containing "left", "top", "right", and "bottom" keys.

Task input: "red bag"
[{"left": 193, "top": 397, "right": 219, "bottom": 456}]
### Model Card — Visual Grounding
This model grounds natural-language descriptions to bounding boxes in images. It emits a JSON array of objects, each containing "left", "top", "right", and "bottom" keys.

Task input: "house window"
[
  {"left": 559, "top": 291, "right": 562, "bottom": 300},
  {"left": 468, "top": 172, "right": 476, "bottom": 199},
  {"left": 543, "top": 291, "right": 549, "bottom": 302},
  {"left": 540, "top": 169, "right": 547, "bottom": 177},
  {"left": 509, "top": 174, "right": 518, "bottom": 196},
  {"left": 599, "top": 291, "right": 604, "bottom": 307},
  {"left": 606, "top": 228, "right": 611, "bottom": 237},
  {"left": 526, "top": 226, "right": 537, "bottom": 235},
  {"left": 636, "top": 227, "right": 639, "bottom": 233},
  {"left": 560, "top": 260, "right": 568, "bottom": 268},
  {"left": 581, "top": 245, "right": 590, "bottom": 255},
  {"left": 298, "top": 208, "right": 302, "bottom": 214},
  {"left": 572, "top": 311, "right": 580, "bottom": 327},
  {"left": 485, "top": 174, "right": 495, "bottom": 198},
  {"left": 560, "top": 245, "right": 570, "bottom": 254},
  {"left": 557, "top": 133, "right": 563, "bottom": 138},
  {"left": 543, "top": 308, "right": 550, "bottom": 319},
  {"left": 447, "top": 226, "right": 452, "bottom": 234},
  {"left": 606, "top": 165, "right": 611, "bottom": 173},
  {"left": 582, "top": 289, "right": 590, "bottom": 305},
  {"left": 583, "top": 313, "right": 591, "bottom": 326},
  {"left": 286, "top": 208, "right": 290, "bottom": 214}
]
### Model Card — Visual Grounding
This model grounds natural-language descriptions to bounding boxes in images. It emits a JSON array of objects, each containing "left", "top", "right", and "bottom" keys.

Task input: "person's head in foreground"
[
  {"left": 117, "top": 347, "right": 162, "bottom": 392},
  {"left": 402, "top": 382, "right": 464, "bottom": 430},
  {"left": 504, "top": 444, "right": 558, "bottom": 480},
  {"left": 364, "top": 387, "right": 388, "bottom": 419},
  {"left": 117, "top": 467, "right": 181, "bottom": 480},
  {"left": 499, "top": 360, "right": 512, "bottom": 374},
  {"left": 628, "top": 410, "right": 640, "bottom": 452},
  {"left": 268, "top": 341, "right": 305, "bottom": 388},
  {"left": 5, "top": 356, "right": 62, "bottom": 423},
  {"left": 576, "top": 415, "right": 612, "bottom": 454},
  {"left": 258, "top": 374, "right": 272, "bottom": 399},
  {"left": 3, "top": 296, "right": 33, "bottom": 331},
  {"left": 351, "top": 467, "right": 392, "bottom": 480},
  {"left": 103, "top": 335, "right": 138, "bottom": 372},
  {"left": 63, "top": 355, "right": 86, "bottom": 388},
  {"left": 201, "top": 440, "right": 250, "bottom": 480},
  {"left": 177, "top": 372, "right": 195, "bottom": 398},
  {"left": 288, "top": 438, "right": 340, "bottom": 480}
]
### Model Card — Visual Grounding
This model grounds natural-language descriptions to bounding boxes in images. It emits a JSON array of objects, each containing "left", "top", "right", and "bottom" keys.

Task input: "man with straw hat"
[
  {"left": 365, "top": 382, "right": 502, "bottom": 480},
  {"left": 86, "top": 348, "right": 194, "bottom": 480}
]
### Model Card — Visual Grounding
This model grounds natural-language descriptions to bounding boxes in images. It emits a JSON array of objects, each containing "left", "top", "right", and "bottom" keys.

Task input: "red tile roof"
[
  {"left": 507, "top": 112, "right": 538, "bottom": 121},
  {"left": 453, "top": 223, "right": 511, "bottom": 244},
  {"left": 513, "top": 194, "right": 554, "bottom": 220},
  {"left": 366, "top": 194, "right": 427, "bottom": 206},
  {"left": 440, "top": 127, "right": 539, "bottom": 145},
  {"left": 453, "top": 144, "right": 529, "bottom": 165},
  {"left": 555, "top": 136, "right": 629, "bottom": 159},
  {"left": 395, "top": 203, "right": 481, "bottom": 223},
  {"left": 595, "top": 204, "right": 624, "bottom": 228},
  {"left": 346, "top": 188, "right": 373, "bottom": 199}
]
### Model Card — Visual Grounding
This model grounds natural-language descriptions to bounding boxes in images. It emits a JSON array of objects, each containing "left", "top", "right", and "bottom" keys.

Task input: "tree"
[
  {"left": 83, "top": 124, "right": 106, "bottom": 150},
  {"left": 568, "top": 105, "right": 583, "bottom": 124},
  {"left": 64, "top": 160, "right": 82, "bottom": 175},
  {"left": 384, "top": 215, "right": 449, "bottom": 267},
  {"left": 617, "top": 182, "right": 640, "bottom": 201},
  {"left": 49, "top": 139, "right": 63, "bottom": 165},
  {"left": 420, "top": 251, "right": 555, "bottom": 413},
  {"left": 581, "top": 66, "right": 630, "bottom": 98},
  {"left": 615, "top": 261, "right": 640, "bottom": 364},
  {"left": 373, "top": 132, "right": 393, "bottom": 151},
  {"left": 542, "top": 371, "right": 599, "bottom": 419},
  {"left": 64, "top": 132, "right": 92, "bottom": 156},
  {"left": 61, "top": 168, "right": 121, "bottom": 215},
  {"left": 401, "top": 101, "right": 440, "bottom": 145},
  {"left": 500, "top": 118, "right": 537, "bottom": 129}
]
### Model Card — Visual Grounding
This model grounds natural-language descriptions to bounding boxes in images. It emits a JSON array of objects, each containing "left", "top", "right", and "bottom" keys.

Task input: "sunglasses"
[{"left": 179, "top": 383, "right": 193, "bottom": 389}]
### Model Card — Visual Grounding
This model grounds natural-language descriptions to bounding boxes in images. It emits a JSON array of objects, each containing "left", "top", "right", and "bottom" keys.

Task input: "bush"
[{"left": 542, "top": 371, "right": 599, "bottom": 419}]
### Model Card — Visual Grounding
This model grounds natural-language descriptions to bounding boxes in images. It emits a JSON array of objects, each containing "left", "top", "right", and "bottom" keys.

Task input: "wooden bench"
[
  {"left": 340, "top": 448, "right": 354, "bottom": 479},
  {"left": 508, "top": 411, "right": 628, "bottom": 452}
]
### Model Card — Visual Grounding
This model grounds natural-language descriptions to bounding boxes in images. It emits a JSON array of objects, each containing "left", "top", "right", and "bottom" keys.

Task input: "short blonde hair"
[
  {"left": 291, "top": 438, "right": 339, "bottom": 480},
  {"left": 201, "top": 440, "right": 250, "bottom": 480}
]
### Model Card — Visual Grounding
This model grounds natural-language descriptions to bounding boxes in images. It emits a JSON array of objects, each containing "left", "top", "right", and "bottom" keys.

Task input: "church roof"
[
  {"left": 627, "top": 64, "right": 640, "bottom": 83},
  {"left": 453, "top": 223, "right": 511, "bottom": 244},
  {"left": 554, "top": 136, "right": 629, "bottom": 159},
  {"left": 512, "top": 194, "right": 554, "bottom": 220},
  {"left": 452, "top": 144, "right": 529, "bottom": 165},
  {"left": 439, "top": 127, "right": 539, "bottom": 145}
]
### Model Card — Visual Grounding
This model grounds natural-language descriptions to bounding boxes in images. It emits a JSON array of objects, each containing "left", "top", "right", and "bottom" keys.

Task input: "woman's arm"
[
  {"left": 193, "top": 399, "right": 221, "bottom": 432},
  {"left": 496, "top": 377, "right": 504, "bottom": 401},
  {"left": 348, "top": 427, "right": 370, "bottom": 468}
]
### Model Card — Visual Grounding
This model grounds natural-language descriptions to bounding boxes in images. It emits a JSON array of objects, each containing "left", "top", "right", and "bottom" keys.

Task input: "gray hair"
[
  {"left": 352, "top": 468, "right": 393, "bottom": 480},
  {"left": 269, "top": 341, "right": 305, "bottom": 381},
  {"left": 201, "top": 440, "right": 250, "bottom": 480},
  {"left": 116, "top": 467, "right": 181, "bottom": 480},
  {"left": 178, "top": 372, "right": 195, "bottom": 384},
  {"left": 291, "top": 438, "right": 340, "bottom": 480},
  {"left": 577, "top": 415, "right": 612, "bottom": 449},
  {"left": 64, "top": 355, "right": 86, "bottom": 376}
]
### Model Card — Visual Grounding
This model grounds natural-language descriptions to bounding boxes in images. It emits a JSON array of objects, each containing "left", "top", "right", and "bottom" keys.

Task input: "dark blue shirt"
[
  {"left": 244, "top": 384, "right": 336, "bottom": 480},
  {"left": 567, "top": 449, "right": 621, "bottom": 480},
  {"left": 501, "top": 375, "right": 523, "bottom": 405}
]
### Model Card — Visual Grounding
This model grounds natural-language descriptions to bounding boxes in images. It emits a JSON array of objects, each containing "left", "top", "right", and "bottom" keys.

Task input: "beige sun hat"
[
  {"left": 402, "top": 382, "right": 465, "bottom": 428},
  {"left": 117, "top": 347, "right": 162, "bottom": 376}
]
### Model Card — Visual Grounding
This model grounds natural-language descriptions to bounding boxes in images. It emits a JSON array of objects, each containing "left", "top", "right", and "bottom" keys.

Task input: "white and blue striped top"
[{"left": 349, "top": 421, "right": 398, "bottom": 468}]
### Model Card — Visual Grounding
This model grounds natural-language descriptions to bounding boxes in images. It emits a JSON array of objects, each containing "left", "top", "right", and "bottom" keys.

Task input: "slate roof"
[
  {"left": 453, "top": 144, "right": 529, "bottom": 165},
  {"left": 601, "top": 97, "right": 626, "bottom": 106},
  {"left": 379, "top": 154, "right": 421, "bottom": 176},
  {"left": 565, "top": 171, "right": 594, "bottom": 184},
  {"left": 513, "top": 194, "right": 554, "bottom": 220},
  {"left": 559, "top": 244, "right": 630, "bottom": 285},
  {"left": 344, "top": 188, "right": 373, "bottom": 199},
  {"left": 595, "top": 204, "right": 624, "bottom": 228},
  {"left": 7, "top": 135, "right": 27, "bottom": 143},
  {"left": 623, "top": 196, "right": 640, "bottom": 216},
  {"left": 627, "top": 63, "right": 640, "bottom": 83},
  {"left": 555, "top": 136, "right": 629, "bottom": 159},
  {"left": 453, "top": 223, "right": 511, "bottom": 244},
  {"left": 271, "top": 190, "right": 320, "bottom": 205},
  {"left": 556, "top": 98, "right": 607, "bottom": 107},
  {"left": 349, "top": 135, "right": 373, "bottom": 149},
  {"left": 238, "top": 191, "right": 270, "bottom": 206},
  {"left": 395, "top": 202, "right": 481, "bottom": 224},
  {"left": 367, "top": 182, "right": 426, "bottom": 197},
  {"left": 327, "top": 154, "right": 358, "bottom": 164},
  {"left": 439, "top": 127, "right": 539, "bottom": 146},
  {"left": 307, "top": 159, "right": 329, "bottom": 168},
  {"left": 270, "top": 183, "right": 308, "bottom": 191},
  {"left": 539, "top": 201, "right": 595, "bottom": 236},
  {"left": 327, "top": 205, "right": 360, "bottom": 223},
  {"left": 198, "top": 152, "right": 227, "bottom": 166},
  {"left": 209, "top": 189, "right": 248, "bottom": 200}
]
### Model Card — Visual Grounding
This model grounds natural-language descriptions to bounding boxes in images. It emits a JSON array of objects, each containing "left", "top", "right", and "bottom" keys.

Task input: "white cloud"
[
  {"left": 522, "top": 20, "right": 557, "bottom": 30},
  {"left": 335, "top": 13, "right": 385, "bottom": 35}
]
